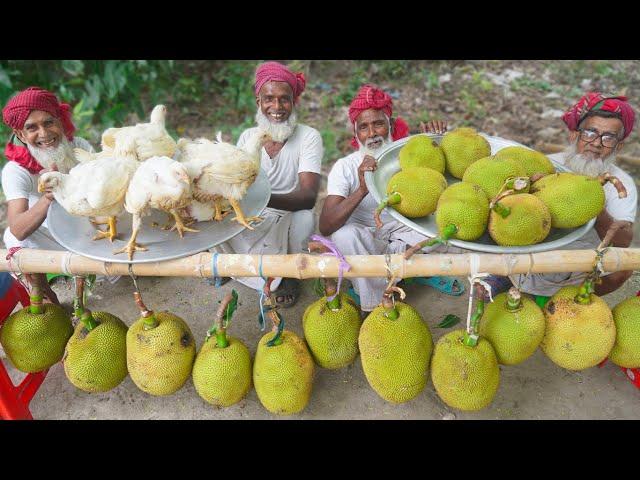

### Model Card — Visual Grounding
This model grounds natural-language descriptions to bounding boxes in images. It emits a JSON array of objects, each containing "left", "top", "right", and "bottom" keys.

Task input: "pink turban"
[
  {"left": 2, "top": 86, "right": 76, "bottom": 140},
  {"left": 348, "top": 84, "right": 410, "bottom": 149},
  {"left": 254, "top": 61, "right": 306, "bottom": 103},
  {"left": 562, "top": 92, "right": 635, "bottom": 140}
]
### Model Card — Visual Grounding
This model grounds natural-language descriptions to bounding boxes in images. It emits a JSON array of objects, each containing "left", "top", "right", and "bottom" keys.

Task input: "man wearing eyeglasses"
[{"left": 508, "top": 92, "right": 637, "bottom": 299}]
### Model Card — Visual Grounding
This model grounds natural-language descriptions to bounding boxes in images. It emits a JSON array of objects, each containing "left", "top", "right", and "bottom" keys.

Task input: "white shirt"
[
  {"left": 1, "top": 137, "right": 93, "bottom": 245},
  {"left": 237, "top": 124, "right": 323, "bottom": 214},
  {"left": 326, "top": 149, "right": 394, "bottom": 228}
]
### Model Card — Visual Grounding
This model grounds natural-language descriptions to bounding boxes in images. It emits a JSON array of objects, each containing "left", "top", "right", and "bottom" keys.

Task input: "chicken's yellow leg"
[
  {"left": 229, "top": 198, "right": 262, "bottom": 230},
  {"left": 92, "top": 216, "right": 118, "bottom": 242},
  {"left": 113, "top": 214, "right": 147, "bottom": 260},
  {"left": 169, "top": 209, "right": 200, "bottom": 238},
  {"left": 213, "top": 197, "right": 232, "bottom": 222}
]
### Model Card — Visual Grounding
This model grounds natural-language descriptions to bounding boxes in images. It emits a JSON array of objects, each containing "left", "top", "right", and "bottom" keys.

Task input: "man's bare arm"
[
  {"left": 595, "top": 209, "right": 633, "bottom": 247},
  {"left": 7, "top": 197, "right": 53, "bottom": 241},
  {"left": 267, "top": 172, "right": 320, "bottom": 211},
  {"left": 319, "top": 192, "right": 369, "bottom": 236}
]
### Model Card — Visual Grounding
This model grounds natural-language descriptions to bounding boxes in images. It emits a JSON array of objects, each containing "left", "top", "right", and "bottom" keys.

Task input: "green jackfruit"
[
  {"left": 494, "top": 146, "right": 556, "bottom": 176},
  {"left": 609, "top": 296, "right": 640, "bottom": 368},
  {"left": 489, "top": 193, "right": 552, "bottom": 246},
  {"left": 398, "top": 135, "right": 446, "bottom": 173},
  {"left": 381, "top": 167, "right": 447, "bottom": 219},
  {"left": 435, "top": 182, "right": 489, "bottom": 241},
  {"left": 359, "top": 302, "right": 433, "bottom": 403},
  {"left": 431, "top": 329, "right": 500, "bottom": 411},
  {"left": 440, "top": 127, "right": 491, "bottom": 179},
  {"left": 462, "top": 156, "right": 524, "bottom": 199}
]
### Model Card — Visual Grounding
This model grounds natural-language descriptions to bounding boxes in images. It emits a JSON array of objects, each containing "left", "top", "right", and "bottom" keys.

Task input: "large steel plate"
[
  {"left": 364, "top": 133, "right": 596, "bottom": 254},
  {"left": 47, "top": 168, "right": 271, "bottom": 263}
]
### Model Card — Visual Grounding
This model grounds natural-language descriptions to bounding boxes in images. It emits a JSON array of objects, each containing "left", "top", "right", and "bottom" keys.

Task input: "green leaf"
[
  {"left": 437, "top": 314, "right": 461, "bottom": 329},
  {"left": 224, "top": 289, "right": 239, "bottom": 325},
  {"left": 61, "top": 60, "right": 84, "bottom": 77},
  {"left": 0, "top": 67, "right": 12, "bottom": 89},
  {"left": 312, "top": 278, "right": 325, "bottom": 298}
]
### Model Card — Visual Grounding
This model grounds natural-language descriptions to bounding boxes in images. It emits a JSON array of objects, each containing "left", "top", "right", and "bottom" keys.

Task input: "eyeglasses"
[{"left": 578, "top": 128, "right": 621, "bottom": 148}]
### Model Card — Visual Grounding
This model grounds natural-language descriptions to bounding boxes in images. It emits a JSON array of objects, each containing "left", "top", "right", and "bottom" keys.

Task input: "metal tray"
[
  {"left": 364, "top": 133, "right": 596, "bottom": 254},
  {"left": 47, "top": 168, "right": 271, "bottom": 263}
]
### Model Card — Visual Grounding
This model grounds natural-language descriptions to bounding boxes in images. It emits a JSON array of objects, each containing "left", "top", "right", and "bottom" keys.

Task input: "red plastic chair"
[{"left": 0, "top": 276, "right": 49, "bottom": 420}]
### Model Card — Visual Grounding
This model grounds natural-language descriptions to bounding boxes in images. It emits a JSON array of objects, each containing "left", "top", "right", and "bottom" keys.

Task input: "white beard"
[
  {"left": 28, "top": 137, "right": 77, "bottom": 174},
  {"left": 255, "top": 109, "right": 298, "bottom": 143},
  {"left": 356, "top": 132, "right": 393, "bottom": 158},
  {"left": 563, "top": 142, "right": 617, "bottom": 177}
]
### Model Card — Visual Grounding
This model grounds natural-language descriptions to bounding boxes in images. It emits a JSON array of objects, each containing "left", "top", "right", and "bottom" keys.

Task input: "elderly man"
[
  {"left": 482, "top": 92, "right": 637, "bottom": 302},
  {"left": 319, "top": 84, "right": 462, "bottom": 314},
  {"left": 1, "top": 86, "right": 93, "bottom": 304},
  {"left": 215, "top": 62, "right": 323, "bottom": 308}
]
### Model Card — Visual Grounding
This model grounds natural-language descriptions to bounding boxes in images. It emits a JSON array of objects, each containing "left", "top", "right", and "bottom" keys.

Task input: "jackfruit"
[
  {"left": 494, "top": 146, "right": 556, "bottom": 176},
  {"left": 609, "top": 295, "right": 640, "bottom": 368},
  {"left": 479, "top": 288, "right": 545, "bottom": 365},
  {"left": 462, "top": 156, "right": 524, "bottom": 199},
  {"left": 398, "top": 135, "right": 446, "bottom": 173},
  {"left": 193, "top": 290, "right": 252, "bottom": 407},
  {"left": 127, "top": 294, "right": 196, "bottom": 396},
  {"left": 375, "top": 167, "right": 447, "bottom": 227},
  {"left": 0, "top": 293, "right": 72, "bottom": 373},
  {"left": 531, "top": 173, "right": 617, "bottom": 228},
  {"left": 359, "top": 299, "right": 433, "bottom": 403},
  {"left": 431, "top": 329, "right": 500, "bottom": 411},
  {"left": 253, "top": 329, "right": 314, "bottom": 415},
  {"left": 63, "top": 310, "right": 128, "bottom": 393},
  {"left": 488, "top": 193, "right": 552, "bottom": 246},
  {"left": 303, "top": 288, "right": 361, "bottom": 369},
  {"left": 440, "top": 127, "right": 492, "bottom": 179},
  {"left": 435, "top": 182, "right": 489, "bottom": 242},
  {"left": 541, "top": 283, "right": 616, "bottom": 370}
]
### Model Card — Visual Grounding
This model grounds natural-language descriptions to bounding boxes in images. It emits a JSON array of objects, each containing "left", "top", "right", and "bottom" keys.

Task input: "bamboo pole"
[
  {"left": 538, "top": 142, "right": 640, "bottom": 167},
  {"left": 1, "top": 248, "right": 639, "bottom": 278}
]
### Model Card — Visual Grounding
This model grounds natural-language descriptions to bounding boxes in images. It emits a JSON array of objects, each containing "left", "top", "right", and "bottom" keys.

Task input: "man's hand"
[
  {"left": 358, "top": 155, "right": 377, "bottom": 194},
  {"left": 39, "top": 162, "right": 58, "bottom": 201},
  {"left": 420, "top": 120, "right": 448, "bottom": 135}
]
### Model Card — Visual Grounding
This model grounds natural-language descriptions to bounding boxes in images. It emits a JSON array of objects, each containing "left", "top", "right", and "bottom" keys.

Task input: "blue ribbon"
[{"left": 211, "top": 252, "right": 222, "bottom": 288}]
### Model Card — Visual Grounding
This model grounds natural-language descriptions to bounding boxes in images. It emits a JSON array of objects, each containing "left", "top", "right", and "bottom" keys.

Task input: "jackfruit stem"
[
  {"left": 404, "top": 224, "right": 458, "bottom": 259},
  {"left": 492, "top": 201, "right": 511, "bottom": 218},
  {"left": 267, "top": 310, "right": 283, "bottom": 346},
  {"left": 29, "top": 295, "right": 44, "bottom": 315},
  {"left": 210, "top": 291, "right": 236, "bottom": 348},
  {"left": 574, "top": 279, "right": 594, "bottom": 305},
  {"left": 463, "top": 300, "right": 485, "bottom": 347},
  {"left": 598, "top": 173, "right": 628, "bottom": 199},
  {"left": 506, "top": 287, "right": 522, "bottom": 311},
  {"left": 382, "top": 295, "right": 399, "bottom": 320},
  {"left": 133, "top": 292, "right": 158, "bottom": 330},
  {"left": 80, "top": 309, "right": 99, "bottom": 332},
  {"left": 73, "top": 277, "right": 86, "bottom": 322},
  {"left": 324, "top": 279, "right": 341, "bottom": 309},
  {"left": 374, "top": 192, "right": 402, "bottom": 229}
]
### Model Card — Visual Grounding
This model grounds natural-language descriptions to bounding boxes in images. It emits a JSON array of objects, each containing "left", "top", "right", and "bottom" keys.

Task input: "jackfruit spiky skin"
[
  {"left": 192, "top": 336, "right": 252, "bottom": 407},
  {"left": 126, "top": 311, "right": 196, "bottom": 396},
  {"left": 358, "top": 302, "right": 433, "bottom": 403},
  {"left": 0, "top": 304, "right": 72, "bottom": 373},
  {"left": 609, "top": 296, "right": 640, "bottom": 368},
  {"left": 63, "top": 312, "right": 128, "bottom": 392},
  {"left": 386, "top": 167, "right": 447, "bottom": 218},
  {"left": 253, "top": 330, "right": 314, "bottom": 415},
  {"left": 488, "top": 194, "right": 551, "bottom": 246},
  {"left": 398, "top": 135, "right": 446, "bottom": 173},
  {"left": 531, "top": 173, "right": 605, "bottom": 228},
  {"left": 479, "top": 293, "right": 545, "bottom": 365},
  {"left": 431, "top": 329, "right": 500, "bottom": 411},
  {"left": 440, "top": 127, "right": 492, "bottom": 179},
  {"left": 435, "top": 182, "right": 489, "bottom": 241},
  {"left": 494, "top": 146, "right": 556, "bottom": 176},
  {"left": 462, "top": 156, "right": 525, "bottom": 199},
  {"left": 541, "top": 286, "right": 616, "bottom": 371},
  {"left": 302, "top": 293, "right": 362, "bottom": 369}
]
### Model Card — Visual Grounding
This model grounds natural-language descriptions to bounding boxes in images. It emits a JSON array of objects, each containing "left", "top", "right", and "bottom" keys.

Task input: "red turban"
[
  {"left": 2, "top": 87, "right": 76, "bottom": 174},
  {"left": 562, "top": 92, "right": 635, "bottom": 140},
  {"left": 348, "top": 84, "right": 410, "bottom": 149},
  {"left": 254, "top": 62, "right": 306, "bottom": 103}
]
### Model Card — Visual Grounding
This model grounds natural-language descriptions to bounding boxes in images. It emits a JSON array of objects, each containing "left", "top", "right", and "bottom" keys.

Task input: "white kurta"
[
  {"left": 214, "top": 123, "right": 323, "bottom": 291},
  {"left": 327, "top": 149, "right": 454, "bottom": 311},
  {"left": 510, "top": 152, "right": 638, "bottom": 296},
  {"left": 2, "top": 137, "right": 94, "bottom": 250}
]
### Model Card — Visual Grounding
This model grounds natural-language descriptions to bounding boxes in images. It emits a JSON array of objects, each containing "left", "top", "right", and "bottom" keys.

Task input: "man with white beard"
[
  {"left": 487, "top": 92, "right": 637, "bottom": 301},
  {"left": 214, "top": 62, "right": 323, "bottom": 308},
  {"left": 1, "top": 87, "right": 93, "bottom": 304},
  {"left": 319, "top": 84, "right": 462, "bottom": 314}
]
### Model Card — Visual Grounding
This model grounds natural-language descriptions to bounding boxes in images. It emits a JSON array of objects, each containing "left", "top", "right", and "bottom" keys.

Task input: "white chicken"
[
  {"left": 38, "top": 136, "right": 140, "bottom": 242},
  {"left": 176, "top": 129, "right": 272, "bottom": 229},
  {"left": 74, "top": 104, "right": 177, "bottom": 163},
  {"left": 113, "top": 156, "right": 194, "bottom": 260}
]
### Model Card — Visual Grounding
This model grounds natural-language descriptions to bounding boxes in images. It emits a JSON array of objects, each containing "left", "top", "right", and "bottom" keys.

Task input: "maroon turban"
[
  {"left": 254, "top": 62, "right": 306, "bottom": 103},
  {"left": 562, "top": 92, "right": 635, "bottom": 140},
  {"left": 348, "top": 84, "right": 410, "bottom": 149},
  {"left": 2, "top": 87, "right": 76, "bottom": 174}
]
